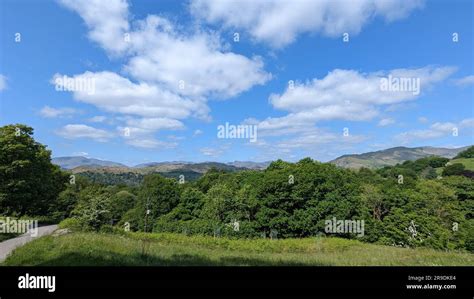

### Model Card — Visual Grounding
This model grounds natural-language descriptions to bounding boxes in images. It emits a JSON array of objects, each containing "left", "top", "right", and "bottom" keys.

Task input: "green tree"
[
  {"left": 134, "top": 174, "right": 180, "bottom": 231},
  {"left": 442, "top": 163, "right": 465, "bottom": 176},
  {"left": 109, "top": 190, "right": 136, "bottom": 224},
  {"left": 423, "top": 166, "right": 438, "bottom": 179},
  {"left": 0, "top": 124, "right": 68, "bottom": 216},
  {"left": 71, "top": 186, "right": 113, "bottom": 230},
  {"left": 454, "top": 146, "right": 474, "bottom": 159},
  {"left": 201, "top": 183, "right": 236, "bottom": 222}
]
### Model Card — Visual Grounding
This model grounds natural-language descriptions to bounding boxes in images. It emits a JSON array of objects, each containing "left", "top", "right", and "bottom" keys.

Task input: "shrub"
[
  {"left": 58, "top": 218, "right": 85, "bottom": 231},
  {"left": 442, "top": 163, "right": 466, "bottom": 176}
]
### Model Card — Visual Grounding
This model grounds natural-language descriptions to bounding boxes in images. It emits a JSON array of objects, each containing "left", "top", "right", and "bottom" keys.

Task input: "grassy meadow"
[{"left": 2, "top": 231, "right": 473, "bottom": 266}]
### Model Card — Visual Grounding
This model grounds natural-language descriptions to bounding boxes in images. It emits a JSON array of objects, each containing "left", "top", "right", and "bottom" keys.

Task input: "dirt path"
[{"left": 0, "top": 225, "right": 58, "bottom": 262}]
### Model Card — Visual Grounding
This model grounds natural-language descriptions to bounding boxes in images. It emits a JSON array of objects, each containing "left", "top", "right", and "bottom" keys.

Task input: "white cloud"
[
  {"left": 125, "top": 16, "right": 271, "bottom": 99},
  {"left": 55, "top": 1, "right": 271, "bottom": 147},
  {"left": 72, "top": 151, "right": 89, "bottom": 157},
  {"left": 200, "top": 147, "right": 224, "bottom": 157},
  {"left": 378, "top": 117, "right": 395, "bottom": 127},
  {"left": 56, "top": 124, "right": 111, "bottom": 142},
  {"left": 39, "top": 106, "right": 78, "bottom": 118},
  {"left": 273, "top": 128, "right": 367, "bottom": 150},
  {"left": 58, "top": 0, "right": 130, "bottom": 56},
  {"left": 125, "top": 117, "right": 185, "bottom": 131},
  {"left": 190, "top": 0, "right": 424, "bottom": 48},
  {"left": 453, "top": 75, "right": 474, "bottom": 86},
  {"left": 88, "top": 115, "right": 107, "bottom": 123},
  {"left": 256, "top": 66, "right": 454, "bottom": 137},
  {"left": 0, "top": 74, "right": 7, "bottom": 91},
  {"left": 193, "top": 129, "right": 203, "bottom": 136},
  {"left": 57, "top": 2, "right": 270, "bottom": 100},
  {"left": 125, "top": 137, "right": 177, "bottom": 149},
  {"left": 54, "top": 71, "right": 205, "bottom": 119},
  {"left": 248, "top": 126, "right": 368, "bottom": 162},
  {"left": 395, "top": 118, "right": 474, "bottom": 144},
  {"left": 270, "top": 67, "right": 455, "bottom": 114}
]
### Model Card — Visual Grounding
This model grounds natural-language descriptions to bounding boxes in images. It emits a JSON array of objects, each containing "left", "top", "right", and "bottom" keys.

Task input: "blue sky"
[{"left": 0, "top": 0, "right": 473, "bottom": 166}]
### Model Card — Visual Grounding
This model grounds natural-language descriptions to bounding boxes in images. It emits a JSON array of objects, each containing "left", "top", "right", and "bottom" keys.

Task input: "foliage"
[
  {"left": 1, "top": 124, "right": 472, "bottom": 252},
  {"left": 442, "top": 163, "right": 466, "bottom": 176},
  {"left": 0, "top": 124, "right": 68, "bottom": 216},
  {"left": 454, "top": 146, "right": 474, "bottom": 159}
]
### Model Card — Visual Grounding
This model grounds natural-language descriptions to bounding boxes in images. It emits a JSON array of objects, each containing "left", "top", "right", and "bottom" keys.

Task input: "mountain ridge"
[
  {"left": 52, "top": 145, "right": 471, "bottom": 172},
  {"left": 330, "top": 145, "right": 470, "bottom": 169}
]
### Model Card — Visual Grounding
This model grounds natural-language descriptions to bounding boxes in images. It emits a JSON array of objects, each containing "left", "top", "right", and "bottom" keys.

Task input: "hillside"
[
  {"left": 227, "top": 161, "right": 271, "bottom": 170},
  {"left": 63, "top": 161, "right": 247, "bottom": 185},
  {"left": 52, "top": 156, "right": 127, "bottom": 169},
  {"left": 330, "top": 146, "right": 470, "bottom": 169}
]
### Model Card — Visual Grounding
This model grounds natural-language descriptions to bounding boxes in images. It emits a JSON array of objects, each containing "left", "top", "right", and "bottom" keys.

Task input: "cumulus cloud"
[
  {"left": 55, "top": 0, "right": 271, "bottom": 147},
  {"left": 125, "top": 15, "right": 271, "bottom": 98},
  {"left": 54, "top": 71, "right": 206, "bottom": 119},
  {"left": 56, "top": 1, "right": 270, "bottom": 100},
  {"left": 39, "top": 106, "right": 79, "bottom": 118},
  {"left": 256, "top": 66, "right": 455, "bottom": 137},
  {"left": 58, "top": 0, "right": 130, "bottom": 56},
  {"left": 190, "top": 0, "right": 424, "bottom": 48},
  {"left": 56, "top": 124, "right": 112, "bottom": 142},
  {"left": 270, "top": 67, "right": 455, "bottom": 113},
  {"left": 395, "top": 118, "right": 474, "bottom": 144}
]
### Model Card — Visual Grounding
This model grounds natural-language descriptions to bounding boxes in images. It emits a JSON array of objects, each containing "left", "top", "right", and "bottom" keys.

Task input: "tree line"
[{"left": 1, "top": 124, "right": 473, "bottom": 251}]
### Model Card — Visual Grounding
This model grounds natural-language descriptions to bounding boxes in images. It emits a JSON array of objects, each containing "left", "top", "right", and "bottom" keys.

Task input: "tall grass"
[{"left": 2, "top": 231, "right": 473, "bottom": 266}]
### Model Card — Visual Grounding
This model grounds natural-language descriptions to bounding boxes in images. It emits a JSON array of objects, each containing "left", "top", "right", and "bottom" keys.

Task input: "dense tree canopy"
[{"left": 0, "top": 124, "right": 68, "bottom": 216}]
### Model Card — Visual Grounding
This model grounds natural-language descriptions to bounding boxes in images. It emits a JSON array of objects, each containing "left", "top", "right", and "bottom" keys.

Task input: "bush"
[
  {"left": 58, "top": 218, "right": 84, "bottom": 231},
  {"left": 454, "top": 146, "right": 474, "bottom": 159},
  {"left": 442, "top": 163, "right": 466, "bottom": 177},
  {"left": 153, "top": 219, "right": 260, "bottom": 239}
]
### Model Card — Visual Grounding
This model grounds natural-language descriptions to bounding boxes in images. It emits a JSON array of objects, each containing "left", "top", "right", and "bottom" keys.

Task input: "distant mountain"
[
  {"left": 54, "top": 145, "right": 469, "bottom": 173},
  {"left": 66, "top": 161, "right": 245, "bottom": 185},
  {"left": 330, "top": 146, "right": 471, "bottom": 169},
  {"left": 134, "top": 162, "right": 243, "bottom": 174},
  {"left": 133, "top": 161, "right": 192, "bottom": 168},
  {"left": 65, "top": 161, "right": 245, "bottom": 175},
  {"left": 227, "top": 161, "right": 271, "bottom": 170},
  {"left": 52, "top": 156, "right": 127, "bottom": 169}
]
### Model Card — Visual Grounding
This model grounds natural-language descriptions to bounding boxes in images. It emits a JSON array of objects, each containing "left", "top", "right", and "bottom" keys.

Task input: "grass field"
[
  {"left": 451, "top": 158, "right": 474, "bottom": 171},
  {"left": 434, "top": 157, "right": 474, "bottom": 175},
  {"left": 2, "top": 231, "right": 473, "bottom": 266}
]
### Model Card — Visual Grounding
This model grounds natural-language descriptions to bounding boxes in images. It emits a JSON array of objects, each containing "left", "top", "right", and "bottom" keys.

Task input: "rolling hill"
[
  {"left": 53, "top": 146, "right": 472, "bottom": 176},
  {"left": 52, "top": 156, "right": 127, "bottom": 169},
  {"left": 330, "top": 146, "right": 471, "bottom": 169},
  {"left": 52, "top": 157, "right": 253, "bottom": 185}
]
